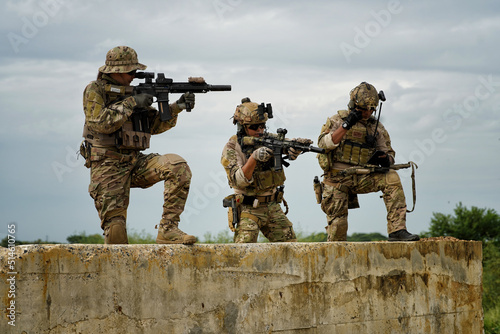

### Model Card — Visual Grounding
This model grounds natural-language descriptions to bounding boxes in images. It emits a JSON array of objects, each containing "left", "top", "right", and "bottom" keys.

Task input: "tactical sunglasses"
[{"left": 247, "top": 123, "right": 266, "bottom": 131}]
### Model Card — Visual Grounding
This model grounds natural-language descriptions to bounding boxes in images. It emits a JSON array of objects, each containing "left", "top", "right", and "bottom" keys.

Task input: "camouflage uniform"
[
  {"left": 81, "top": 46, "right": 196, "bottom": 245},
  {"left": 221, "top": 98, "right": 297, "bottom": 243},
  {"left": 317, "top": 82, "right": 418, "bottom": 242}
]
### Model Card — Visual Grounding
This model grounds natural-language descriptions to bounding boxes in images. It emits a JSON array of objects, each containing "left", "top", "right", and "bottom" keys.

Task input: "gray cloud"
[{"left": 1, "top": 0, "right": 499, "bottom": 242}]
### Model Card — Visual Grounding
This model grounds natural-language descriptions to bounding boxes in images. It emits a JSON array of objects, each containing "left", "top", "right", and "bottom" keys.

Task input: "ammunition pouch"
[
  {"left": 82, "top": 119, "right": 151, "bottom": 151},
  {"left": 336, "top": 139, "right": 375, "bottom": 166},
  {"left": 253, "top": 169, "right": 286, "bottom": 192},
  {"left": 117, "top": 121, "right": 151, "bottom": 150}
]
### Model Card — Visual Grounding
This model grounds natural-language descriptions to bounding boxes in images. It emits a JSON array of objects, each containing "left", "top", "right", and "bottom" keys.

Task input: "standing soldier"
[
  {"left": 317, "top": 82, "right": 419, "bottom": 242},
  {"left": 81, "top": 46, "right": 196, "bottom": 245},
  {"left": 221, "top": 98, "right": 311, "bottom": 243}
]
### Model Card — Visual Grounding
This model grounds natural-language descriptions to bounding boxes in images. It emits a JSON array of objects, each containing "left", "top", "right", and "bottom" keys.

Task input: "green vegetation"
[{"left": 422, "top": 203, "right": 500, "bottom": 334}]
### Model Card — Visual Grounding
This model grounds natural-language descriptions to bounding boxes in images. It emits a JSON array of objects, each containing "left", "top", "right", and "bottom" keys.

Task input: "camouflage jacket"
[
  {"left": 221, "top": 135, "right": 286, "bottom": 196},
  {"left": 82, "top": 74, "right": 182, "bottom": 139},
  {"left": 318, "top": 110, "right": 395, "bottom": 170}
]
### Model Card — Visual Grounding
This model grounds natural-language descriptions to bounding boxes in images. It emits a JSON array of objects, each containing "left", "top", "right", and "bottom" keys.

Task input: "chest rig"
[
  {"left": 335, "top": 110, "right": 377, "bottom": 166},
  {"left": 238, "top": 136, "right": 286, "bottom": 193},
  {"left": 83, "top": 83, "right": 152, "bottom": 150}
]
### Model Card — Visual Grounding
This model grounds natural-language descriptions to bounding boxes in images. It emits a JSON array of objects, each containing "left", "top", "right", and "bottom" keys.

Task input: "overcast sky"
[{"left": 1, "top": 0, "right": 499, "bottom": 243}]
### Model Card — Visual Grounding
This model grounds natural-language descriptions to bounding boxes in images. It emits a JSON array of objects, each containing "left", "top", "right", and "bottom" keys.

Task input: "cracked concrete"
[{"left": 1, "top": 241, "right": 483, "bottom": 333}]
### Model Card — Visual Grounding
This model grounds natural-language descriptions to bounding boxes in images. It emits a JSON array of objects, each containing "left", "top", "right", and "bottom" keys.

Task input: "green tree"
[
  {"left": 202, "top": 230, "right": 233, "bottom": 244},
  {"left": 422, "top": 203, "right": 500, "bottom": 334},
  {"left": 67, "top": 232, "right": 104, "bottom": 244},
  {"left": 128, "top": 229, "right": 156, "bottom": 244},
  {"left": 298, "top": 232, "right": 327, "bottom": 242},
  {"left": 66, "top": 229, "right": 156, "bottom": 244},
  {"left": 348, "top": 232, "right": 386, "bottom": 241},
  {"left": 423, "top": 202, "right": 500, "bottom": 244}
]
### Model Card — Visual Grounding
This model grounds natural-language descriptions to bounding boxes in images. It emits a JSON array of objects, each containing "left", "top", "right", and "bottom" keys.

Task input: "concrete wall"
[{"left": 1, "top": 241, "right": 482, "bottom": 334}]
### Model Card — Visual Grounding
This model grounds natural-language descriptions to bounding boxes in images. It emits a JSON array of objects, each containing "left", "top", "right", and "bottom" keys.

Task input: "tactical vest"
[
  {"left": 338, "top": 110, "right": 377, "bottom": 166},
  {"left": 83, "top": 83, "right": 151, "bottom": 150},
  {"left": 236, "top": 135, "right": 286, "bottom": 193},
  {"left": 319, "top": 110, "right": 377, "bottom": 169}
]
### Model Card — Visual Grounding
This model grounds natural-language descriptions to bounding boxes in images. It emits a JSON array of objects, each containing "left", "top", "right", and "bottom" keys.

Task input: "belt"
[
  {"left": 91, "top": 147, "right": 136, "bottom": 163},
  {"left": 242, "top": 193, "right": 278, "bottom": 206}
]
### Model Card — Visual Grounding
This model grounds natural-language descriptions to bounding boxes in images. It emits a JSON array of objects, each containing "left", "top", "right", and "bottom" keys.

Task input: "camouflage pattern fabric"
[
  {"left": 89, "top": 151, "right": 191, "bottom": 229},
  {"left": 318, "top": 111, "right": 408, "bottom": 241},
  {"left": 83, "top": 74, "right": 182, "bottom": 136},
  {"left": 83, "top": 73, "right": 188, "bottom": 238},
  {"left": 234, "top": 202, "right": 296, "bottom": 243},
  {"left": 99, "top": 46, "right": 147, "bottom": 74},
  {"left": 221, "top": 135, "right": 296, "bottom": 243},
  {"left": 320, "top": 171, "right": 407, "bottom": 241}
]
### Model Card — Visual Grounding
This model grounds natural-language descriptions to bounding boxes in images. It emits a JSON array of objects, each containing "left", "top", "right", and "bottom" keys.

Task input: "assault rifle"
[
  {"left": 338, "top": 162, "right": 416, "bottom": 176},
  {"left": 241, "top": 128, "right": 325, "bottom": 171},
  {"left": 133, "top": 72, "right": 231, "bottom": 121},
  {"left": 337, "top": 161, "right": 418, "bottom": 212}
]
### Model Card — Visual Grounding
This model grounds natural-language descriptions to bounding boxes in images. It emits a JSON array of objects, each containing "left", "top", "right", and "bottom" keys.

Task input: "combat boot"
[
  {"left": 103, "top": 220, "right": 129, "bottom": 244},
  {"left": 156, "top": 221, "right": 197, "bottom": 245},
  {"left": 388, "top": 229, "right": 420, "bottom": 242}
]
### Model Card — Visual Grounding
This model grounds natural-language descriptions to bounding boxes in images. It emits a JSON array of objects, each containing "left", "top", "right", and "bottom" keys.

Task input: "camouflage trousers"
[
  {"left": 320, "top": 170, "right": 407, "bottom": 241},
  {"left": 88, "top": 148, "right": 191, "bottom": 231},
  {"left": 234, "top": 202, "right": 296, "bottom": 243}
]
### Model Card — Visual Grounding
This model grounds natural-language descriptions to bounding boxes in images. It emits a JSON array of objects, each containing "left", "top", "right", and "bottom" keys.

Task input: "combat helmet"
[
  {"left": 233, "top": 97, "right": 272, "bottom": 125},
  {"left": 99, "top": 46, "right": 147, "bottom": 74},
  {"left": 348, "top": 82, "right": 383, "bottom": 111}
]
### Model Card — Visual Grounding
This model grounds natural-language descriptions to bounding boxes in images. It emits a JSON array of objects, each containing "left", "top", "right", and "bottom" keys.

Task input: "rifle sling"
[{"left": 406, "top": 161, "right": 418, "bottom": 213}]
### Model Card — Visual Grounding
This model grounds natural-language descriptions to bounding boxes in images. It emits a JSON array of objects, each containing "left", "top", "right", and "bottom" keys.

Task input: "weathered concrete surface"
[{"left": 1, "top": 241, "right": 482, "bottom": 334}]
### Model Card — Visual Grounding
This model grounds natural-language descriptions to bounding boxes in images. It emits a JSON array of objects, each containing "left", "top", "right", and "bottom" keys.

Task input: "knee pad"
[{"left": 385, "top": 170, "right": 402, "bottom": 186}]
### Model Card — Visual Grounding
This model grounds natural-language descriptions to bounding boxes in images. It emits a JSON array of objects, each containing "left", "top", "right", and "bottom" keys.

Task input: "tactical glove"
[
  {"left": 176, "top": 92, "right": 195, "bottom": 111},
  {"left": 368, "top": 151, "right": 392, "bottom": 167},
  {"left": 288, "top": 148, "right": 301, "bottom": 160},
  {"left": 252, "top": 147, "right": 273, "bottom": 162},
  {"left": 342, "top": 109, "right": 362, "bottom": 130},
  {"left": 378, "top": 154, "right": 391, "bottom": 167},
  {"left": 134, "top": 94, "right": 154, "bottom": 108},
  {"left": 293, "top": 138, "right": 313, "bottom": 145}
]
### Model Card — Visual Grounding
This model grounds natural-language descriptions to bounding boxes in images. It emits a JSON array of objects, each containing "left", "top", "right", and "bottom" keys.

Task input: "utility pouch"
[
  {"left": 313, "top": 176, "right": 323, "bottom": 204},
  {"left": 117, "top": 122, "right": 151, "bottom": 150},
  {"left": 79, "top": 140, "right": 92, "bottom": 168},
  {"left": 276, "top": 186, "right": 284, "bottom": 203}
]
